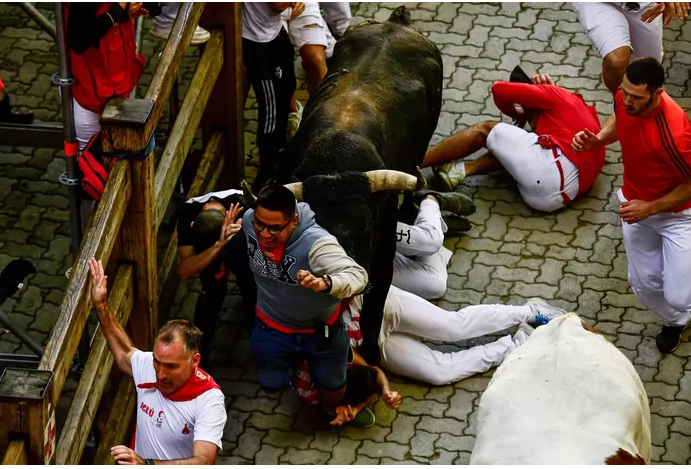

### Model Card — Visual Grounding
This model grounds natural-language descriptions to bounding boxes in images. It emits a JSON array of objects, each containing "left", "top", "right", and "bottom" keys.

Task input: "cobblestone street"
[{"left": 1, "top": 2, "right": 691, "bottom": 464}]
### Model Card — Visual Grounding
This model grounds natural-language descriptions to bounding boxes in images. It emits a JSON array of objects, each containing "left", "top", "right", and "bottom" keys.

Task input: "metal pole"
[
  {"left": 0, "top": 311, "right": 44, "bottom": 357},
  {"left": 130, "top": 16, "right": 145, "bottom": 99},
  {"left": 53, "top": 3, "right": 82, "bottom": 260},
  {"left": 18, "top": 2, "right": 57, "bottom": 40},
  {"left": 54, "top": 4, "right": 89, "bottom": 370}
]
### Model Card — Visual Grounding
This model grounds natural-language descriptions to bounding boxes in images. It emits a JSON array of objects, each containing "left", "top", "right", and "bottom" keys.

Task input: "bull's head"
[{"left": 242, "top": 168, "right": 425, "bottom": 270}]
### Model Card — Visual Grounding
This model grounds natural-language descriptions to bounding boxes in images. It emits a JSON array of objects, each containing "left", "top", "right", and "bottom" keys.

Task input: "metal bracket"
[
  {"left": 51, "top": 73, "right": 74, "bottom": 87},
  {"left": 59, "top": 172, "right": 79, "bottom": 186}
]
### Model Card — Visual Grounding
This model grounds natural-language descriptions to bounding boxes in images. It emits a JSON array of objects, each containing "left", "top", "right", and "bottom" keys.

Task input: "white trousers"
[
  {"left": 572, "top": 2, "right": 663, "bottom": 61},
  {"left": 487, "top": 123, "right": 579, "bottom": 213},
  {"left": 393, "top": 199, "right": 452, "bottom": 300},
  {"left": 73, "top": 97, "right": 101, "bottom": 152},
  {"left": 154, "top": 2, "right": 181, "bottom": 30},
  {"left": 618, "top": 189, "right": 691, "bottom": 327},
  {"left": 377, "top": 286, "right": 534, "bottom": 386}
]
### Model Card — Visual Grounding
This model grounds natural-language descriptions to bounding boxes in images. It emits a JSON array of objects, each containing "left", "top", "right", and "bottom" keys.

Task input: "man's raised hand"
[
  {"left": 217, "top": 203, "right": 244, "bottom": 248},
  {"left": 641, "top": 2, "right": 689, "bottom": 25},
  {"left": 88, "top": 258, "right": 108, "bottom": 306},
  {"left": 571, "top": 128, "right": 601, "bottom": 153},
  {"left": 531, "top": 73, "right": 555, "bottom": 86}
]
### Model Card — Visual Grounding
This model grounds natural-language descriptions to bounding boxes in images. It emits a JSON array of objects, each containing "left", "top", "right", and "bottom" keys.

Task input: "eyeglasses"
[{"left": 252, "top": 216, "right": 292, "bottom": 236}]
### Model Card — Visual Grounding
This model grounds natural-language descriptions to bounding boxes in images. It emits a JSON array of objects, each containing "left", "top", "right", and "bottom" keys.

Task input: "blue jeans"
[{"left": 250, "top": 317, "right": 350, "bottom": 391}]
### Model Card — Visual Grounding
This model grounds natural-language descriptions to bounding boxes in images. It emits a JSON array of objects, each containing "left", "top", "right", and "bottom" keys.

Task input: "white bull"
[{"left": 471, "top": 313, "right": 651, "bottom": 465}]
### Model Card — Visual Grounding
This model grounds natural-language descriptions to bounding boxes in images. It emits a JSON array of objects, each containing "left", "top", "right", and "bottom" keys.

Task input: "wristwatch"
[{"left": 323, "top": 275, "right": 333, "bottom": 293}]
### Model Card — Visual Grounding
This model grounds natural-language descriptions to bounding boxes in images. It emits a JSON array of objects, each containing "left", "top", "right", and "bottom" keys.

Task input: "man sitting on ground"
[
  {"left": 424, "top": 70, "right": 605, "bottom": 213},
  {"left": 176, "top": 189, "right": 256, "bottom": 370},
  {"left": 393, "top": 190, "right": 475, "bottom": 300},
  {"left": 88, "top": 258, "right": 226, "bottom": 465}
]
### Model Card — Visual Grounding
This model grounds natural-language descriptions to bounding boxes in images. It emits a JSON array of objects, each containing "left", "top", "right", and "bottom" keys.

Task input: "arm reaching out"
[{"left": 88, "top": 258, "right": 138, "bottom": 377}]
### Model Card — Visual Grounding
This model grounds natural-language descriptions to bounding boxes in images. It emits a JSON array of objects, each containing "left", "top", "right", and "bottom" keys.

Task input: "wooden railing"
[{"left": 0, "top": 3, "right": 243, "bottom": 464}]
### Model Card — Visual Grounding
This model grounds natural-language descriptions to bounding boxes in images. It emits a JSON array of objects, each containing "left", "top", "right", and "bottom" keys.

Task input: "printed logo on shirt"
[
  {"left": 182, "top": 423, "right": 191, "bottom": 435},
  {"left": 156, "top": 410, "right": 165, "bottom": 428},
  {"left": 140, "top": 402, "right": 154, "bottom": 418},
  {"left": 247, "top": 234, "right": 298, "bottom": 285},
  {"left": 275, "top": 67, "right": 282, "bottom": 79},
  {"left": 396, "top": 229, "right": 411, "bottom": 244}
]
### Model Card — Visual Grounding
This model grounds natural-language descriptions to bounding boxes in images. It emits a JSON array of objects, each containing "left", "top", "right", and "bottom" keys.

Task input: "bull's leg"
[
  {"left": 359, "top": 194, "right": 399, "bottom": 366},
  {"left": 421, "top": 121, "right": 499, "bottom": 168}
]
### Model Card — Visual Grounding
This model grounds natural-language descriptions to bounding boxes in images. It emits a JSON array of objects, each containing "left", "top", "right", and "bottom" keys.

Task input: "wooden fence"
[{"left": 0, "top": 3, "right": 243, "bottom": 464}]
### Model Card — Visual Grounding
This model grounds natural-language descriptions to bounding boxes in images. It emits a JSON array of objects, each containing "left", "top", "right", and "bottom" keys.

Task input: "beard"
[{"left": 625, "top": 94, "right": 655, "bottom": 116}]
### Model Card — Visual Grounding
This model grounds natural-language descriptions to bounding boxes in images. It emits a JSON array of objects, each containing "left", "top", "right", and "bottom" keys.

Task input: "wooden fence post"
[
  {"left": 0, "top": 369, "right": 55, "bottom": 464},
  {"left": 199, "top": 3, "right": 244, "bottom": 189},
  {"left": 100, "top": 98, "right": 158, "bottom": 348}
]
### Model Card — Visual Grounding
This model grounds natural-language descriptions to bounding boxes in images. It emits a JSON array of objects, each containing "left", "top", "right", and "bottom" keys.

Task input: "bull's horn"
[
  {"left": 240, "top": 180, "right": 257, "bottom": 207},
  {"left": 284, "top": 182, "right": 304, "bottom": 201},
  {"left": 366, "top": 167, "right": 427, "bottom": 193}
]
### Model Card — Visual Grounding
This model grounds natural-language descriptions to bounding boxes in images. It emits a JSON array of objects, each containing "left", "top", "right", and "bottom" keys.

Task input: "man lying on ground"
[
  {"left": 423, "top": 70, "right": 605, "bottom": 213},
  {"left": 295, "top": 284, "right": 566, "bottom": 390},
  {"left": 393, "top": 190, "right": 475, "bottom": 300}
]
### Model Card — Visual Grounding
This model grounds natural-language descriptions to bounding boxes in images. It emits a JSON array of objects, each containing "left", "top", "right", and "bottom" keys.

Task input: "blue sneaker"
[{"left": 525, "top": 298, "right": 567, "bottom": 327}]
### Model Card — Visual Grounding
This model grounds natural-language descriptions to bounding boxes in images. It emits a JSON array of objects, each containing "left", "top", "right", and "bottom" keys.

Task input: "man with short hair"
[
  {"left": 425, "top": 71, "right": 605, "bottom": 213},
  {"left": 176, "top": 189, "right": 255, "bottom": 370},
  {"left": 572, "top": 57, "right": 691, "bottom": 353},
  {"left": 87, "top": 258, "right": 226, "bottom": 465},
  {"left": 572, "top": 2, "right": 688, "bottom": 95},
  {"left": 243, "top": 185, "right": 368, "bottom": 416}
]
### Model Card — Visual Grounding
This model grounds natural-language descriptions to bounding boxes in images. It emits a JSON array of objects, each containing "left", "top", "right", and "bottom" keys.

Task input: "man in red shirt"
[
  {"left": 572, "top": 57, "right": 691, "bottom": 353},
  {"left": 424, "top": 69, "right": 605, "bottom": 213}
]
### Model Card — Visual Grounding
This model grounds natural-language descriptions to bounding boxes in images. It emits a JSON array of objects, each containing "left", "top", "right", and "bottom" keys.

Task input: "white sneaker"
[
  {"left": 150, "top": 25, "right": 211, "bottom": 45},
  {"left": 286, "top": 100, "right": 304, "bottom": 141},
  {"left": 433, "top": 161, "right": 466, "bottom": 191},
  {"left": 525, "top": 298, "right": 567, "bottom": 327}
]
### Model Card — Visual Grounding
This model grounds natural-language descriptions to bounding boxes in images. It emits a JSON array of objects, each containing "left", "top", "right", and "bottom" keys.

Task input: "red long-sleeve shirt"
[
  {"left": 491, "top": 82, "right": 605, "bottom": 197},
  {"left": 616, "top": 90, "right": 691, "bottom": 212}
]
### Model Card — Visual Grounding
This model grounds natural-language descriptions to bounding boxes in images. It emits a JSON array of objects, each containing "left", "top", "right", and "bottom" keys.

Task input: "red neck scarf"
[
  {"left": 138, "top": 367, "right": 220, "bottom": 402},
  {"left": 257, "top": 237, "right": 285, "bottom": 264}
]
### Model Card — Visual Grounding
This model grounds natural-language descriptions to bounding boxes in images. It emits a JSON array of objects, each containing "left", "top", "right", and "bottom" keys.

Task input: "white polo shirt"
[
  {"left": 242, "top": 2, "right": 283, "bottom": 43},
  {"left": 131, "top": 351, "right": 226, "bottom": 461}
]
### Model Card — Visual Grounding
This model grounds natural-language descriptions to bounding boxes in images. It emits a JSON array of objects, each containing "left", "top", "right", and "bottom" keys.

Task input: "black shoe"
[
  {"left": 656, "top": 321, "right": 690, "bottom": 353},
  {"left": 0, "top": 96, "right": 34, "bottom": 124},
  {"left": 413, "top": 190, "right": 476, "bottom": 216},
  {"left": 444, "top": 215, "right": 471, "bottom": 235}
]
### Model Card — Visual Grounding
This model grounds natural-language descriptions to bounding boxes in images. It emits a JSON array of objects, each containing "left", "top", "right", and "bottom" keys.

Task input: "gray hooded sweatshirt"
[{"left": 243, "top": 202, "right": 368, "bottom": 330}]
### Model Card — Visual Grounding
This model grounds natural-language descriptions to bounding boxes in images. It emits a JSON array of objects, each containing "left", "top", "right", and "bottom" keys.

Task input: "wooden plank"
[
  {"left": 94, "top": 378, "right": 136, "bottom": 465},
  {"left": 144, "top": 3, "right": 205, "bottom": 137},
  {"left": 39, "top": 161, "right": 131, "bottom": 406},
  {"left": 121, "top": 154, "right": 158, "bottom": 349},
  {"left": 55, "top": 266, "right": 134, "bottom": 465},
  {"left": 2, "top": 439, "right": 27, "bottom": 465},
  {"left": 200, "top": 3, "right": 244, "bottom": 188},
  {"left": 154, "top": 31, "right": 225, "bottom": 230}
]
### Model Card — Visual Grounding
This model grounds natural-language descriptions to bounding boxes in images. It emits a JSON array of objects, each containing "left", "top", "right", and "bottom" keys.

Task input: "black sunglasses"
[{"left": 252, "top": 216, "right": 292, "bottom": 236}]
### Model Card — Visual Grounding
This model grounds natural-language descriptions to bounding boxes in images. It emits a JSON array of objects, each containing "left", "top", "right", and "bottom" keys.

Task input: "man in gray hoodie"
[{"left": 243, "top": 185, "right": 368, "bottom": 413}]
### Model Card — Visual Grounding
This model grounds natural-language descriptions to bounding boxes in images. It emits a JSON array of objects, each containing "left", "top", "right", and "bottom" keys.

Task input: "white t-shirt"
[
  {"left": 242, "top": 2, "right": 283, "bottom": 43},
  {"left": 131, "top": 351, "right": 226, "bottom": 461}
]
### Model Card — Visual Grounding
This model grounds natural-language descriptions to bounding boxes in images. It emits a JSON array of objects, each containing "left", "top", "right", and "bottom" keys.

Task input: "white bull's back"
[{"left": 471, "top": 313, "right": 651, "bottom": 465}]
